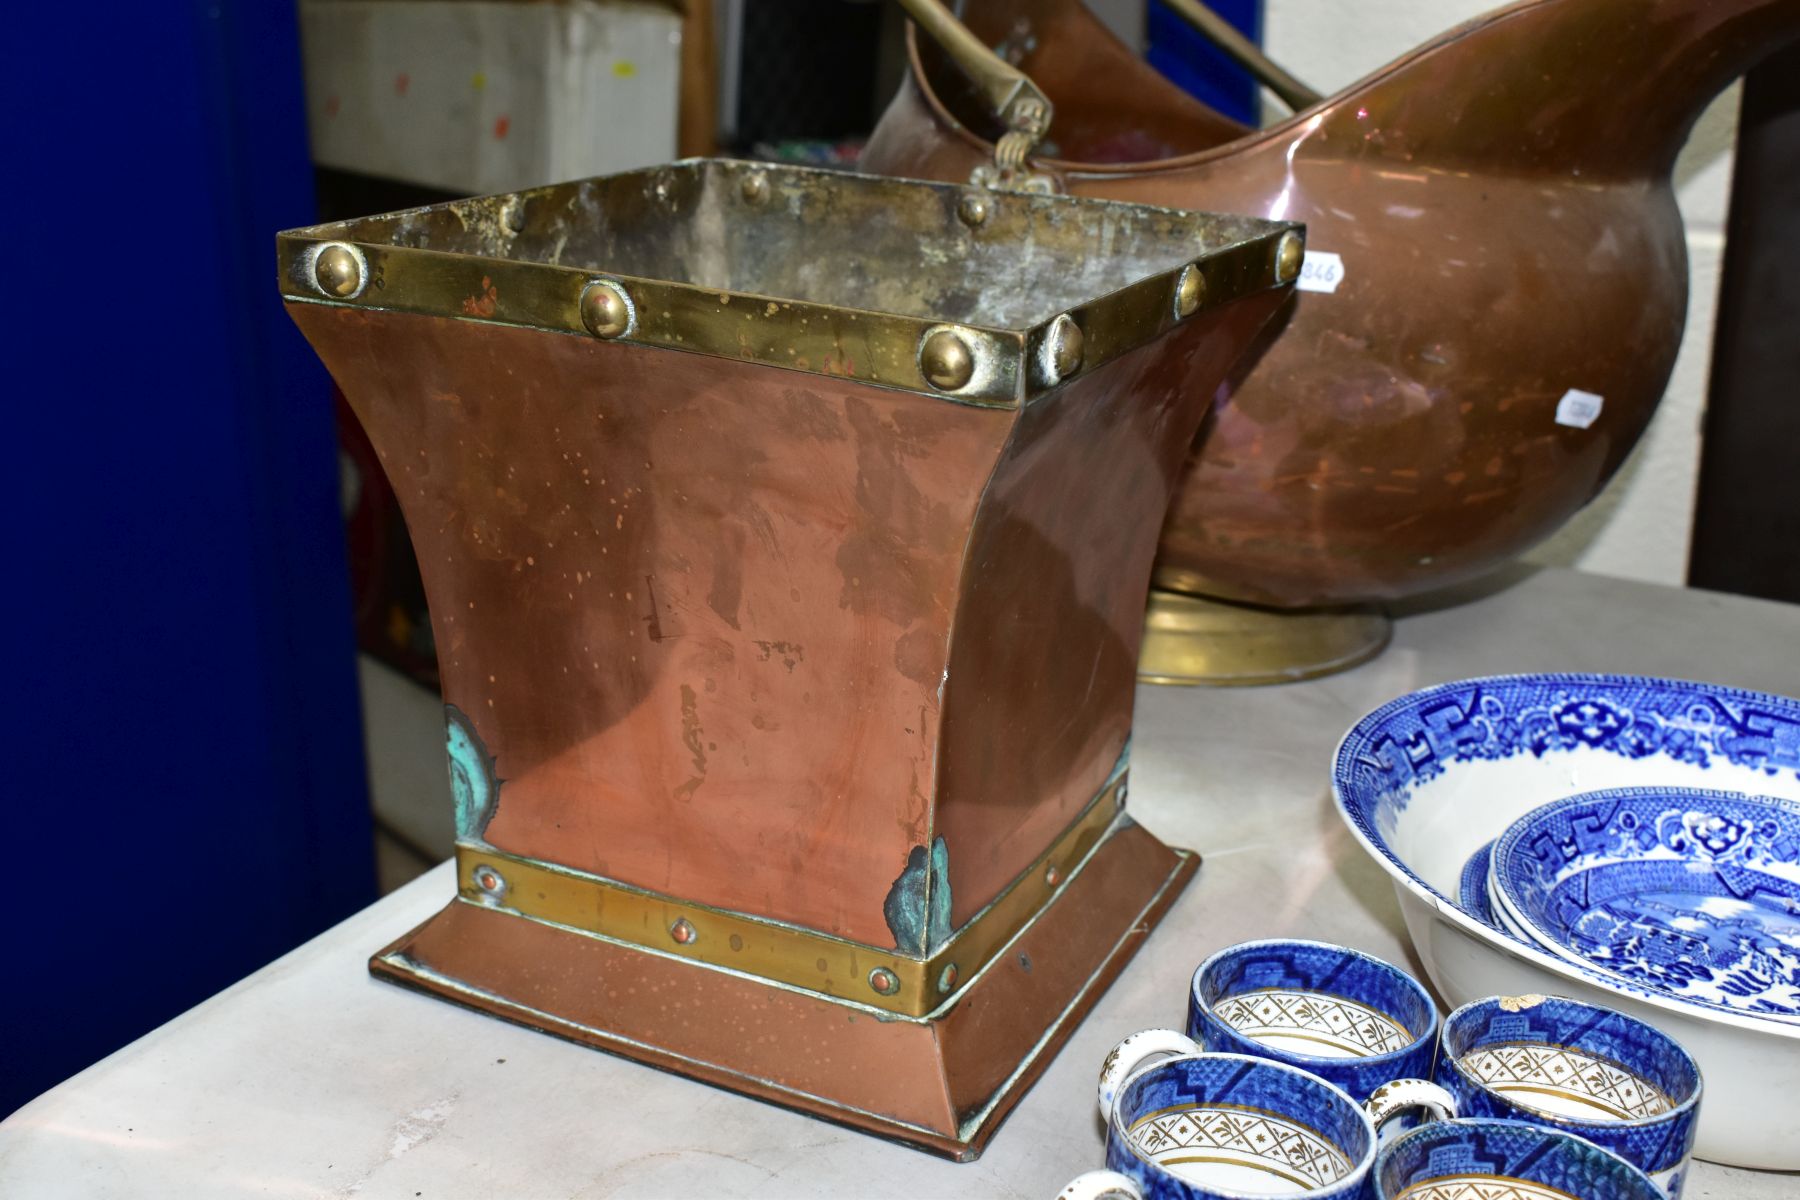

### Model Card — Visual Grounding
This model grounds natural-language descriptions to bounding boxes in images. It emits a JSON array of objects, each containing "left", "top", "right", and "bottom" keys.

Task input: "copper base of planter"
[
  {"left": 370, "top": 816, "right": 1197, "bottom": 1160},
  {"left": 1137, "top": 590, "right": 1391, "bottom": 686}
]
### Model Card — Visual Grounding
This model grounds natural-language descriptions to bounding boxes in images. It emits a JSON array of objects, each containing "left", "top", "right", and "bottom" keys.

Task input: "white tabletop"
[{"left": 6, "top": 566, "right": 1798, "bottom": 1198}]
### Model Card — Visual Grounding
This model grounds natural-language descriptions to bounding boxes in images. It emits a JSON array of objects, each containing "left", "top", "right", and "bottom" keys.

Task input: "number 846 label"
[{"left": 1296, "top": 250, "right": 1345, "bottom": 294}]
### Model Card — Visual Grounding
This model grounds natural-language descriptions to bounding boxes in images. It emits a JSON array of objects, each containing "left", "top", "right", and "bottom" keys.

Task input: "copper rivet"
[
  {"left": 472, "top": 866, "right": 505, "bottom": 900},
  {"left": 1045, "top": 863, "right": 1061, "bottom": 887},
  {"left": 938, "top": 963, "right": 959, "bottom": 993},
  {"left": 957, "top": 192, "right": 990, "bottom": 227},
  {"left": 868, "top": 967, "right": 899, "bottom": 995},
  {"left": 920, "top": 330, "right": 975, "bottom": 391},
  {"left": 670, "top": 918, "right": 697, "bottom": 945},
  {"left": 1276, "top": 232, "right": 1304, "bottom": 283},
  {"left": 740, "top": 171, "right": 770, "bottom": 205},
  {"left": 314, "top": 244, "right": 362, "bottom": 298},
  {"left": 1175, "top": 264, "right": 1204, "bottom": 318},
  {"left": 580, "top": 280, "right": 633, "bottom": 339}
]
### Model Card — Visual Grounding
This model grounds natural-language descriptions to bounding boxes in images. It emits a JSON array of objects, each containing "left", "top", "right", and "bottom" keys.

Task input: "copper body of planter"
[
  {"left": 863, "top": 0, "right": 1800, "bottom": 607},
  {"left": 280, "top": 161, "right": 1297, "bottom": 1156}
]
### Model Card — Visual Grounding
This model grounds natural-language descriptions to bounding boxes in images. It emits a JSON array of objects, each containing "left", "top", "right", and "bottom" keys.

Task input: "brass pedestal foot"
[{"left": 1137, "top": 589, "right": 1391, "bottom": 686}]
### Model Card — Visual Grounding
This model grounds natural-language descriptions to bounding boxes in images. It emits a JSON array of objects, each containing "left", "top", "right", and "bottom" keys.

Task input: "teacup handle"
[
  {"left": 1096, "top": 1029, "right": 1203, "bottom": 1120},
  {"left": 1057, "top": 1170, "right": 1143, "bottom": 1200},
  {"left": 1364, "top": 1077, "right": 1459, "bottom": 1132}
]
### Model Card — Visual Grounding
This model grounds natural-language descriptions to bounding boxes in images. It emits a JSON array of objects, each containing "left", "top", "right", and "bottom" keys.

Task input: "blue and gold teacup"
[
  {"left": 1374, "top": 1116, "right": 1663, "bottom": 1199},
  {"left": 1188, "top": 939, "right": 1440, "bottom": 1105},
  {"left": 1062, "top": 1035, "right": 1379, "bottom": 1200},
  {"left": 1435, "top": 994, "right": 1702, "bottom": 1198}
]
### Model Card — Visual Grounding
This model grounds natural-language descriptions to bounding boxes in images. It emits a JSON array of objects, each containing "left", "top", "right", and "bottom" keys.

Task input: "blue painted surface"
[
  {"left": 1146, "top": 0, "right": 1263, "bottom": 126},
  {"left": 1439, "top": 995, "right": 1701, "bottom": 1190},
  {"left": 7, "top": 0, "right": 374, "bottom": 1116},
  {"left": 1188, "top": 938, "right": 1438, "bottom": 1103},
  {"left": 1375, "top": 1118, "right": 1663, "bottom": 1200}
]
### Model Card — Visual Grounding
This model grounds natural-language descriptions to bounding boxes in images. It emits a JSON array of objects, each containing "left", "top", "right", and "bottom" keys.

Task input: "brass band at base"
[{"left": 455, "top": 773, "right": 1128, "bottom": 1019}]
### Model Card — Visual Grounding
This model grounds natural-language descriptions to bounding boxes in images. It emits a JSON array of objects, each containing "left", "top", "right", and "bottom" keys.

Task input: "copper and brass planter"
[{"left": 280, "top": 161, "right": 1299, "bottom": 1157}]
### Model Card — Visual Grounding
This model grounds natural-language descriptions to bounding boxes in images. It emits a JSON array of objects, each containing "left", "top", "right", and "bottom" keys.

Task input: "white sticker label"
[
  {"left": 1555, "top": 388, "right": 1605, "bottom": 429},
  {"left": 1296, "top": 250, "right": 1346, "bottom": 294}
]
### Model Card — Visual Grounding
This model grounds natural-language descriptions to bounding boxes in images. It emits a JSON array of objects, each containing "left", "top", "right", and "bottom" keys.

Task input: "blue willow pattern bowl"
[
  {"left": 1374, "top": 1117, "right": 1662, "bottom": 1200},
  {"left": 1493, "top": 787, "right": 1800, "bottom": 1020},
  {"left": 1188, "top": 939, "right": 1438, "bottom": 1103},
  {"left": 1331, "top": 673, "right": 1800, "bottom": 1169}
]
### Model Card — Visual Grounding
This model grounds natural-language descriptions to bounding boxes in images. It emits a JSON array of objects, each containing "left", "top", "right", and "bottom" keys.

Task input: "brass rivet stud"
[
  {"left": 670, "top": 918, "right": 697, "bottom": 945},
  {"left": 1174, "top": 263, "right": 1204, "bottom": 318},
  {"left": 314, "top": 244, "right": 363, "bottom": 298},
  {"left": 1045, "top": 863, "right": 1062, "bottom": 887},
  {"left": 920, "top": 329, "right": 975, "bottom": 391},
  {"left": 580, "top": 280, "right": 634, "bottom": 339},
  {"left": 938, "top": 963, "right": 960, "bottom": 993},
  {"left": 1276, "top": 231, "right": 1304, "bottom": 283},
  {"left": 1044, "top": 313, "right": 1084, "bottom": 383},
  {"left": 869, "top": 967, "right": 900, "bottom": 996},
  {"left": 740, "top": 171, "right": 770, "bottom": 205},
  {"left": 957, "top": 191, "right": 990, "bottom": 227}
]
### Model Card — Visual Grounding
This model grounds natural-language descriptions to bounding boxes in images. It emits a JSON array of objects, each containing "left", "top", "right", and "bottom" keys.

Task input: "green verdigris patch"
[
  {"left": 883, "top": 837, "right": 952, "bottom": 956},
  {"left": 446, "top": 704, "right": 500, "bottom": 841}
]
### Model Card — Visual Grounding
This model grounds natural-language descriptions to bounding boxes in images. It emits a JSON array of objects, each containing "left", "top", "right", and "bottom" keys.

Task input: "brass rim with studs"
[{"left": 278, "top": 161, "right": 1301, "bottom": 407}]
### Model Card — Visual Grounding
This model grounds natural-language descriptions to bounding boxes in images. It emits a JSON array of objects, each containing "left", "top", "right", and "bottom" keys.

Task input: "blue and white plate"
[
  {"left": 1331, "top": 673, "right": 1800, "bottom": 1169},
  {"left": 1493, "top": 786, "right": 1800, "bottom": 1021}
]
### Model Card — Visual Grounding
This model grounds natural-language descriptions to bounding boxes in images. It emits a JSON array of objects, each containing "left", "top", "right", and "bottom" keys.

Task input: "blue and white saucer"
[
  {"left": 1492, "top": 786, "right": 1800, "bottom": 1022},
  {"left": 1458, "top": 839, "right": 1541, "bottom": 944},
  {"left": 1458, "top": 840, "right": 1498, "bottom": 926}
]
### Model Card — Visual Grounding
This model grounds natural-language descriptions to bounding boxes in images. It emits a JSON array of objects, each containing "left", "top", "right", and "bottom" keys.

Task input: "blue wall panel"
[
  {"left": 1147, "top": 0, "right": 1265, "bottom": 126},
  {"left": 6, "top": 1, "right": 375, "bottom": 1114}
]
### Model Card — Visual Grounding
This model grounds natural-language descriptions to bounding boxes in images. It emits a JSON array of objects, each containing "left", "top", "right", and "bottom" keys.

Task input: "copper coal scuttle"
[{"left": 866, "top": 0, "right": 1800, "bottom": 681}]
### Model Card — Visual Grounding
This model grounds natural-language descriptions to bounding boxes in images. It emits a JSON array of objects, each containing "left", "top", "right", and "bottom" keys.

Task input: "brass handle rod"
[
  {"left": 1160, "top": 0, "right": 1322, "bottom": 112},
  {"left": 892, "top": 0, "right": 1054, "bottom": 166}
]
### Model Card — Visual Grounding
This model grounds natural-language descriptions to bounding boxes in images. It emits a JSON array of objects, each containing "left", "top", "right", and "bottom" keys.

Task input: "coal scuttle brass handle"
[{"left": 892, "top": 0, "right": 1057, "bottom": 190}]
